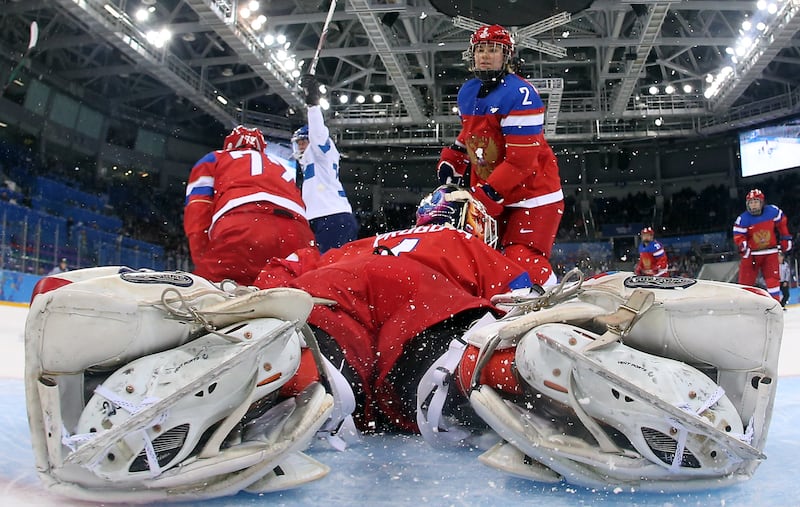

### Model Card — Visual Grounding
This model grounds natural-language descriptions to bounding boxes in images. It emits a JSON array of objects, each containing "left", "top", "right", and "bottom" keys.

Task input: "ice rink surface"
[{"left": 2, "top": 301, "right": 799, "bottom": 506}]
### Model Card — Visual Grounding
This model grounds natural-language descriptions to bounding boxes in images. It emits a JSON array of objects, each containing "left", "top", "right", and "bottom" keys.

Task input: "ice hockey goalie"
[
  {"left": 24, "top": 267, "right": 336, "bottom": 503},
  {"left": 418, "top": 270, "right": 783, "bottom": 492}
]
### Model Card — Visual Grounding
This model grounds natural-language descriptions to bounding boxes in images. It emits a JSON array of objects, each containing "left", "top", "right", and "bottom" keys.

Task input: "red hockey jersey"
[
  {"left": 733, "top": 204, "right": 792, "bottom": 255},
  {"left": 255, "top": 224, "right": 532, "bottom": 297},
  {"left": 272, "top": 255, "right": 495, "bottom": 430},
  {"left": 184, "top": 149, "right": 306, "bottom": 253}
]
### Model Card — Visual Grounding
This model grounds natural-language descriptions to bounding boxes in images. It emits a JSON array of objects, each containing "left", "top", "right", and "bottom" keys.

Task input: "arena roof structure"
[{"left": 2, "top": 0, "right": 800, "bottom": 157}]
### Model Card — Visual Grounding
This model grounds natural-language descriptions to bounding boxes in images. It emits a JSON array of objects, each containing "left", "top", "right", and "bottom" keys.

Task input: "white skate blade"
[
  {"left": 471, "top": 386, "right": 624, "bottom": 464},
  {"left": 470, "top": 385, "right": 618, "bottom": 489},
  {"left": 245, "top": 452, "right": 331, "bottom": 493},
  {"left": 536, "top": 331, "right": 765, "bottom": 461},
  {"left": 478, "top": 441, "right": 561, "bottom": 483},
  {"left": 64, "top": 321, "right": 297, "bottom": 467}
]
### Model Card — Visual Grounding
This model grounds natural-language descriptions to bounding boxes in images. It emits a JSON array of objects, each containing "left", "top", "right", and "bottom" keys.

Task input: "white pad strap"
[
  {"left": 83, "top": 385, "right": 166, "bottom": 477},
  {"left": 417, "top": 311, "right": 501, "bottom": 447},
  {"left": 417, "top": 338, "right": 470, "bottom": 447},
  {"left": 316, "top": 355, "right": 360, "bottom": 451},
  {"left": 669, "top": 385, "right": 726, "bottom": 471}
]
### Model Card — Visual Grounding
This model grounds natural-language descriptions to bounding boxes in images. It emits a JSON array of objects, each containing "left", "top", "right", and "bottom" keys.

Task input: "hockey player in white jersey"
[
  {"left": 293, "top": 73, "right": 359, "bottom": 252},
  {"left": 417, "top": 271, "right": 782, "bottom": 491}
]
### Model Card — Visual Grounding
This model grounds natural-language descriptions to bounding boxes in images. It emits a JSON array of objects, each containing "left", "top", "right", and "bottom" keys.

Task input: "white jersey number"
[
  {"left": 518, "top": 86, "right": 533, "bottom": 106},
  {"left": 229, "top": 150, "right": 263, "bottom": 176}
]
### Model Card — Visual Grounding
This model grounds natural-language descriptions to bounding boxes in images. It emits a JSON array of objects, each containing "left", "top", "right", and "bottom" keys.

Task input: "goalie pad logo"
[
  {"left": 624, "top": 275, "right": 697, "bottom": 290},
  {"left": 120, "top": 271, "right": 194, "bottom": 287}
]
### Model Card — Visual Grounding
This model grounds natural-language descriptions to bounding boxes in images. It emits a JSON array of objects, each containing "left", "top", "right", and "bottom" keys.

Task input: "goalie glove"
[
  {"left": 437, "top": 145, "right": 470, "bottom": 185},
  {"left": 470, "top": 183, "right": 505, "bottom": 217}
]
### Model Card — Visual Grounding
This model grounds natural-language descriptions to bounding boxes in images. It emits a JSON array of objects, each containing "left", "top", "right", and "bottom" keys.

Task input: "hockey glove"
[
  {"left": 299, "top": 74, "right": 322, "bottom": 106},
  {"left": 781, "top": 238, "right": 793, "bottom": 253},
  {"left": 738, "top": 240, "right": 751, "bottom": 259},
  {"left": 471, "top": 183, "right": 505, "bottom": 217},
  {"left": 437, "top": 145, "right": 470, "bottom": 185}
]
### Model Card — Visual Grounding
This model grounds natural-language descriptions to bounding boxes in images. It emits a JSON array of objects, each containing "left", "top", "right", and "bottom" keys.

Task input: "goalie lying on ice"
[
  {"left": 24, "top": 267, "right": 339, "bottom": 503},
  {"left": 417, "top": 270, "right": 782, "bottom": 492},
  {"left": 24, "top": 266, "right": 782, "bottom": 499}
]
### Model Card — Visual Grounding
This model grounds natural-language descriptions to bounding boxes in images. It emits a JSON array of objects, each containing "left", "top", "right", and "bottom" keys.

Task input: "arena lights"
[
  {"left": 230, "top": 0, "right": 301, "bottom": 81},
  {"left": 145, "top": 28, "right": 172, "bottom": 49},
  {"left": 134, "top": 7, "right": 153, "bottom": 22},
  {"left": 704, "top": 0, "right": 791, "bottom": 99}
]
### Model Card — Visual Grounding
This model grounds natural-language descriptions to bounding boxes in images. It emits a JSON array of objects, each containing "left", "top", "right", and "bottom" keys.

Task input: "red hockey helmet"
[
  {"left": 223, "top": 125, "right": 266, "bottom": 152},
  {"left": 467, "top": 25, "right": 515, "bottom": 81},
  {"left": 470, "top": 24, "right": 515, "bottom": 50},
  {"left": 745, "top": 188, "right": 765, "bottom": 215},
  {"left": 640, "top": 227, "right": 654, "bottom": 241}
]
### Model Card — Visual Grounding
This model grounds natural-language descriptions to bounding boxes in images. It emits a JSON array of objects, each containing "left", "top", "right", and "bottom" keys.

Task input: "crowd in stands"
[
  {"left": 2, "top": 136, "right": 799, "bottom": 282},
  {"left": 0, "top": 138, "right": 170, "bottom": 274}
]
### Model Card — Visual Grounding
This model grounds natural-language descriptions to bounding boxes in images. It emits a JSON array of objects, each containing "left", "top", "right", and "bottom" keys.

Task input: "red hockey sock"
[
  {"left": 279, "top": 348, "right": 320, "bottom": 397},
  {"left": 456, "top": 344, "right": 522, "bottom": 396}
]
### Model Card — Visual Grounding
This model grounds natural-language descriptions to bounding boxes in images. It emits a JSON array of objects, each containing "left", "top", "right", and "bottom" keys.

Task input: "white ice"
[{"left": 1, "top": 301, "right": 799, "bottom": 506}]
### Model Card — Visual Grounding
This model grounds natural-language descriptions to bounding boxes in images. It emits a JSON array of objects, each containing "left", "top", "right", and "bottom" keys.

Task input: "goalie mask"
[
  {"left": 223, "top": 125, "right": 266, "bottom": 152},
  {"left": 416, "top": 184, "right": 498, "bottom": 248},
  {"left": 466, "top": 24, "right": 515, "bottom": 82},
  {"left": 745, "top": 188, "right": 765, "bottom": 215}
]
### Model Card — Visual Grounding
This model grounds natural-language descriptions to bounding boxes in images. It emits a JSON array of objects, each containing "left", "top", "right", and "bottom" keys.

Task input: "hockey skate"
[
  {"left": 25, "top": 267, "right": 337, "bottom": 503},
  {"left": 421, "top": 271, "right": 782, "bottom": 491}
]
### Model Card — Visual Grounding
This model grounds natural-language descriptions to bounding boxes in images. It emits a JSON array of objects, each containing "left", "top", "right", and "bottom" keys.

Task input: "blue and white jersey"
[
  {"left": 299, "top": 105, "right": 353, "bottom": 220},
  {"left": 454, "top": 73, "right": 561, "bottom": 207}
]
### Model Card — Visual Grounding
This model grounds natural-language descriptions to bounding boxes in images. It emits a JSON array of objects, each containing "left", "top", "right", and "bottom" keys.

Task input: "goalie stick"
[{"left": 2, "top": 21, "right": 38, "bottom": 97}]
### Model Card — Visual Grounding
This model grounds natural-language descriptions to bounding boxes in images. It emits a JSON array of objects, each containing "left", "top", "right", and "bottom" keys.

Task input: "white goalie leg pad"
[
  {"left": 27, "top": 269, "right": 232, "bottom": 374},
  {"left": 579, "top": 272, "right": 782, "bottom": 373},
  {"left": 578, "top": 272, "right": 782, "bottom": 453},
  {"left": 29, "top": 316, "right": 334, "bottom": 503},
  {"left": 474, "top": 321, "right": 759, "bottom": 490},
  {"left": 28, "top": 268, "right": 316, "bottom": 374}
]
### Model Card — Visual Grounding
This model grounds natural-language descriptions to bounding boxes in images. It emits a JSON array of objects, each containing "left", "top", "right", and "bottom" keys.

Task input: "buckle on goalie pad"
[
  {"left": 490, "top": 267, "right": 584, "bottom": 313},
  {"left": 582, "top": 288, "right": 655, "bottom": 353}
]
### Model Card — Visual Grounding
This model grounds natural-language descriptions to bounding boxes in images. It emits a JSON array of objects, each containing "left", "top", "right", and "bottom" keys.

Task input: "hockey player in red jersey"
[
  {"left": 254, "top": 185, "right": 534, "bottom": 432},
  {"left": 257, "top": 184, "right": 531, "bottom": 297},
  {"left": 183, "top": 125, "right": 316, "bottom": 285},
  {"left": 634, "top": 226, "right": 669, "bottom": 276},
  {"left": 733, "top": 188, "right": 793, "bottom": 302},
  {"left": 437, "top": 24, "right": 563, "bottom": 287}
]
